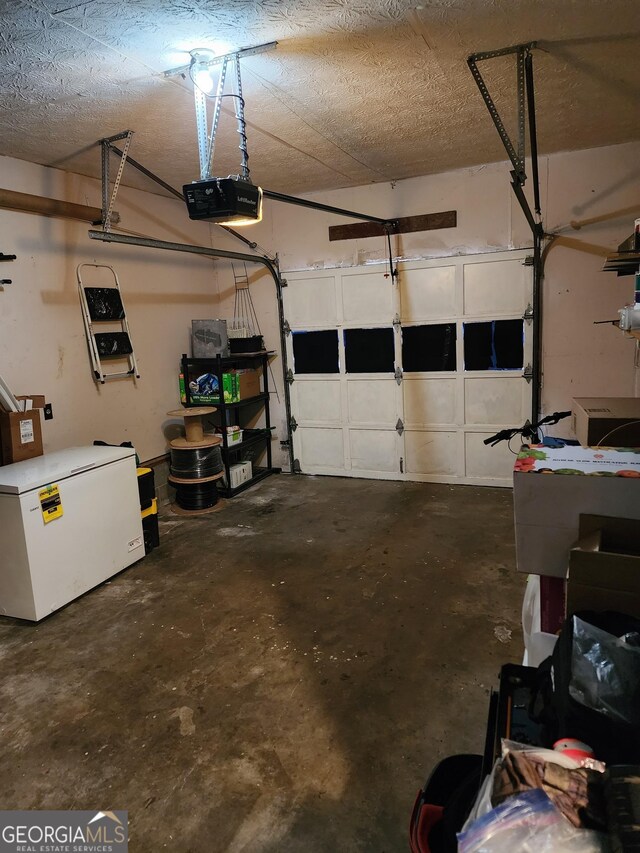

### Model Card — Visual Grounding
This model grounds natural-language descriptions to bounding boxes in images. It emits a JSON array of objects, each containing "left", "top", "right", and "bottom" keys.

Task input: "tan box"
[
  {"left": 236, "top": 369, "right": 261, "bottom": 400},
  {"left": 513, "top": 444, "right": 640, "bottom": 577},
  {"left": 567, "top": 515, "right": 640, "bottom": 617},
  {"left": 572, "top": 397, "right": 640, "bottom": 448},
  {"left": 0, "top": 409, "right": 43, "bottom": 465}
]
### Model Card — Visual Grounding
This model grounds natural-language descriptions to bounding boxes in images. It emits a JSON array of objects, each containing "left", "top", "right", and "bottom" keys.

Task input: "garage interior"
[{"left": 0, "top": 1, "right": 639, "bottom": 851}]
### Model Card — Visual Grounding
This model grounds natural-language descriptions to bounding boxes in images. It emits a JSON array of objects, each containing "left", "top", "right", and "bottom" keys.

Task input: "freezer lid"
[{"left": 0, "top": 446, "right": 137, "bottom": 495}]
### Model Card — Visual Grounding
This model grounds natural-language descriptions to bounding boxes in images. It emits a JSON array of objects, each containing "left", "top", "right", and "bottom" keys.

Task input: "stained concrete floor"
[{"left": 0, "top": 475, "right": 525, "bottom": 852}]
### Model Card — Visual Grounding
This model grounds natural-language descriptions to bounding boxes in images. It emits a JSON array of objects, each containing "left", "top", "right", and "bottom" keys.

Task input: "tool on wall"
[
  {"left": 0, "top": 251, "right": 16, "bottom": 287},
  {"left": 77, "top": 263, "right": 140, "bottom": 383}
]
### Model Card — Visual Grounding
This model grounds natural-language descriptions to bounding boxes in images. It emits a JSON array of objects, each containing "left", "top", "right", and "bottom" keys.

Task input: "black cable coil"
[
  {"left": 172, "top": 481, "right": 219, "bottom": 511},
  {"left": 170, "top": 446, "right": 223, "bottom": 480}
]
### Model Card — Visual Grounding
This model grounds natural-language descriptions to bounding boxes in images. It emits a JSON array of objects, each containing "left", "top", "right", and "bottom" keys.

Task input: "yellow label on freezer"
[{"left": 39, "top": 484, "right": 63, "bottom": 523}]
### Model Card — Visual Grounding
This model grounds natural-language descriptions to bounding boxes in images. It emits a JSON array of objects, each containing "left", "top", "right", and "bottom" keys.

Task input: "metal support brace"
[
  {"left": 104, "top": 131, "right": 132, "bottom": 231},
  {"left": 467, "top": 41, "right": 544, "bottom": 421},
  {"left": 100, "top": 130, "right": 133, "bottom": 228},
  {"left": 466, "top": 43, "right": 535, "bottom": 184}
]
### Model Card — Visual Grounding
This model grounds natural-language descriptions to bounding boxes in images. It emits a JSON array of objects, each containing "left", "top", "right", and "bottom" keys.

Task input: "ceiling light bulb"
[{"left": 194, "top": 67, "right": 214, "bottom": 94}]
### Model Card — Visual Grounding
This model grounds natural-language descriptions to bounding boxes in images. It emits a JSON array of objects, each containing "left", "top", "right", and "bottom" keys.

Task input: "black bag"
[{"left": 532, "top": 610, "right": 640, "bottom": 765}]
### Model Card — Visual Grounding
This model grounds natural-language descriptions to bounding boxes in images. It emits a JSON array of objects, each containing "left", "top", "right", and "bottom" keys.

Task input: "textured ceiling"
[{"left": 1, "top": 0, "right": 639, "bottom": 195}]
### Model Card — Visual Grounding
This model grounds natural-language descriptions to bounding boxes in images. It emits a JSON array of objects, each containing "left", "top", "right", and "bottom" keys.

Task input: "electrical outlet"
[{"left": 43, "top": 403, "right": 53, "bottom": 420}]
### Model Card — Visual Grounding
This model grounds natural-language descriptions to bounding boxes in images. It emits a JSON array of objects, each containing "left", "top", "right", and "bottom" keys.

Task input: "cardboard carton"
[
  {"left": 0, "top": 408, "right": 43, "bottom": 464},
  {"left": 513, "top": 444, "right": 640, "bottom": 577},
  {"left": 236, "top": 369, "right": 261, "bottom": 401},
  {"left": 572, "top": 397, "right": 640, "bottom": 448},
  {"left": 567, "top": 515, "right": 640, "bottom": 617}
]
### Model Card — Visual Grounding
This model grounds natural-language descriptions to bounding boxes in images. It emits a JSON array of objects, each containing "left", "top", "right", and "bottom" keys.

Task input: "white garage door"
[{"left": 284, "top": 250, "right": 533, "bottom": 486}]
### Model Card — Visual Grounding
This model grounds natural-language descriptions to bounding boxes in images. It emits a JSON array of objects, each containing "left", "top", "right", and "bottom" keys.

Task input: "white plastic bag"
[
  {"left": 570, "top": 616, "right": 640, "bottom": 726},
  {"left": 458, "top": 789, "right": 607, "bottom": 853}
]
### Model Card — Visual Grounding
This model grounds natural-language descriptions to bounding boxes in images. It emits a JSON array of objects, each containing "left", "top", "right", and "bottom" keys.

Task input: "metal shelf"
[
  {"left": 223, "top": 428, "right": 272, "bottom": 454},
  {"left": 218, "top": 466, "right": 280, "bottom": 498},
  {"left": 180, "top": 352, "right": 278, "bottom": 497},
  {"left": 186, "top": 351, "right": 274, "bottom": 367}
]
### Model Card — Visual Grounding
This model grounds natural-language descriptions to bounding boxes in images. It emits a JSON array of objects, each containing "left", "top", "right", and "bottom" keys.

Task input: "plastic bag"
[
  {"left": 458, "top": 789, "right": 607, "bottom": 853},
  {"left": 570, "top": 616, "right": 640, "bottom": 726}
]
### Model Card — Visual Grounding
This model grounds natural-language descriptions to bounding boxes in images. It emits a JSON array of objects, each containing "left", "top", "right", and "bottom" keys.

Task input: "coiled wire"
[{"left": 170, "top": 446, "right": 223, "bottom": 480}]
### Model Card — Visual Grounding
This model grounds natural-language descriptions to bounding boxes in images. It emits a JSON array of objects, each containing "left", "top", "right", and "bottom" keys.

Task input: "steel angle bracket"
[
  {"left": 467, "top": 44, "right": 534, "bottom": 184},
  {"left": 467, "top": 42, "right": 543, "bottom": 238},
  {"left": 100, "top": 130, "right": 134, "bottom": 231}
]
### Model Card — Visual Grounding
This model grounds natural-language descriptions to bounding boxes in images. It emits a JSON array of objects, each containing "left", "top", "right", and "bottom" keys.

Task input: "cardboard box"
[
  {"left": 572, "top": 397, "right": 640, "bottom": 448},
  {"left": 228, "top": 461, "right": 252, "bottom": 489},
  {"left": 235, "top": 369, "right": 261, "bottom": 401},
  {"left": 180, "top": 372, "right": 237, "bottom": 404},
  {"left": 0, "top": 409, "right": 43, "bottom": 464},
  {"left": 15, "top": 395, "right": 46, "bottom": 411},
  {"left": 567, "top": 514, "right": 640, "bottom": 616},
  {"left": 513, "top": 444, "right": 640, "bottom": 577}
]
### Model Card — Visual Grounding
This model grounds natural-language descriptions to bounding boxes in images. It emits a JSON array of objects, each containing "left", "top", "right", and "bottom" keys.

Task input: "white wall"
[
  {"left": 0, "top": 156, "right": 220, "bottom": 462},
  {"left": 212, "top": 141, "right": 640, "bottom": 461},
  {"left": 1, "top": 141, "right": 637, "bottom": 470}
]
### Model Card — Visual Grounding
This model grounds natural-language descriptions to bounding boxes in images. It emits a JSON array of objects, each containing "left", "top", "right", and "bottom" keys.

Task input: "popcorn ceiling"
[{"left": 2, "top": 0, "right": 638, "bottom": 195}]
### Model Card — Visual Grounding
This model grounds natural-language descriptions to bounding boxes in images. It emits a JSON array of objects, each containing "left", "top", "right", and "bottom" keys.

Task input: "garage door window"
[
  {"left": 402, "top": 323, "right": 456, "bottom": 372},
  {"left": 344, "top": 328, "right": 395, "bottom": 373},
  {"left": 292, "top": 329, "right": 340, "bottom": 374},
  {"left": 463, "top": 319, "right": 524, "bottom": 371}
]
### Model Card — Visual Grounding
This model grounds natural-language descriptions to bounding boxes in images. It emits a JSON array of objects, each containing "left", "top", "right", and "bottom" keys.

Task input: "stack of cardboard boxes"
[{"left": 514, "top": 398, "right": 640, "bottom": 666}]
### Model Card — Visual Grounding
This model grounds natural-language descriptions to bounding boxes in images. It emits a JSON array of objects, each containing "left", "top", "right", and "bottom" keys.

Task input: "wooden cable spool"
[{"left": 166, "top": 406, "right": 221, "bottom": 448}]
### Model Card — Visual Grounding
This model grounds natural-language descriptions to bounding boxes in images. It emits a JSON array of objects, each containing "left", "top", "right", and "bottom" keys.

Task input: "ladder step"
[
  {"left": 95, "top": 332, "right": 133, "bottom": 357},
  {"left": 84, "top": 287, "right": 125, "bottom": 321}
]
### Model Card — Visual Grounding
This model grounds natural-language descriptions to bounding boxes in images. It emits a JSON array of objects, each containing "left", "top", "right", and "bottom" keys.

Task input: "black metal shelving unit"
[{"left": 180, "top": 351, "right": 280, "bottom": 497}]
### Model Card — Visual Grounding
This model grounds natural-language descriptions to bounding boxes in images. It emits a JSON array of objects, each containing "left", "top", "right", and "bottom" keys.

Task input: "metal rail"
[{"left": 262, "top": 189, "right": 391, "bottom": 226}]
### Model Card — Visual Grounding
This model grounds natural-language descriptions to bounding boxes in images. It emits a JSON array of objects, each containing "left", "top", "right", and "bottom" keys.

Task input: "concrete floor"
[{"left": 0, "top": 475, "right": 524, "bottom": 852}]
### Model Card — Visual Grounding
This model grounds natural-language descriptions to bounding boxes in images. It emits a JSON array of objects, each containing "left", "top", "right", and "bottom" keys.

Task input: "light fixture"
[
  {"left": 182, "top": 47, "right": 264, "bottom": 226},
  {"left": 189, "top": 48, "right": 216, "bottom": 94}
]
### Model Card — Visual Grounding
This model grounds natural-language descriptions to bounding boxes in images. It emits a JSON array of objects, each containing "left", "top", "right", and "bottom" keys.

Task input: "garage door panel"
[
  {"left": 463, "top": 259, "right": 528, "bottom": 316},
  {"left": 292, "top": 379, "right": 341, "bottom": 424},
  {"left": 347, "top": 379, "right": 396, "bottom": 426},
  {"left": 405, "top": 430, "right": 460, "bottom": 476},
  {"left": 342, "top": 272, "right": 393, "bottom": 324},
  {"left": 349, "top": 429, "right": 398, "bottom": 473},
  {"left": 465, "top": 376, "right": 528, "bottom": 425},
  {"left": 404, "top": 378, "right": 457, "bottom": 426},
  {"left": 465, "top": 432, "right": 515, "bottom": 480},
  {"left": 285, "top": 252, "right": 532, "bottom": 486},
  {"left": 286, "top": 276, "right": 337, "bottom": 327},
  {"left": 298, "top": 427, "right": 344, "bottom": 469},
  {"left": 400, "top": 265, "right": 456, "bottom": 321}
]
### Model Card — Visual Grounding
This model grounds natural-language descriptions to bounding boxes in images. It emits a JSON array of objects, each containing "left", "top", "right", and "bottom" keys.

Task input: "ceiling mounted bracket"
[
  {"left": 467, "top": 42, "right": 543, "bottom": 238},
  {"left": 101, "top": 130, "right": 133, "bottom": 232},
  {"left": 163, "top": 42, "right": 278, "bottom": 79}
]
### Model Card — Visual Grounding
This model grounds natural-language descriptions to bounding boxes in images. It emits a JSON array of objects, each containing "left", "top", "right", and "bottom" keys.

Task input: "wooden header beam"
[
  {"left": 328, "top": 210, "right": 456, "bottom": 242},
  {"left": 0, "top": 188, "right": 119, "bottom": 225}
]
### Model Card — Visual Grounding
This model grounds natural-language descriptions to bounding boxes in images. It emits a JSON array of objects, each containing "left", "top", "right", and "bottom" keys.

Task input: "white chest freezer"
[{"left": 0, "top": 446, "right": 144, "bottom": 621}]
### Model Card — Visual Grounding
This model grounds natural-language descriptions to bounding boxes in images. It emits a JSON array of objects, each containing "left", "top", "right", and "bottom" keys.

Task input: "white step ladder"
[{"left": 77, "top": 263, "right": 140, "bottom": 384}]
